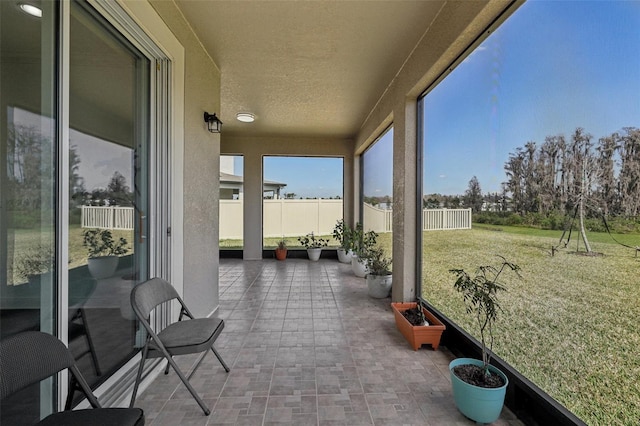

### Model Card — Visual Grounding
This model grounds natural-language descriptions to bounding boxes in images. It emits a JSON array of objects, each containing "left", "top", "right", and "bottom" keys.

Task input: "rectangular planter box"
[{"left": 391, "top": 302, "right": 446, "bottom": 351}]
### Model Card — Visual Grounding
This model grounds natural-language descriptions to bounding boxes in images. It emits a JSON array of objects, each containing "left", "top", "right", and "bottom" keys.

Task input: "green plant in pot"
[
  {"left": 332, "top": 219, "right": 354, "bottom": 264},
  {"left": 275, "top": 238, "right": 287, "bottom": 261},
  {"left": 350, "top": 223, "right": 377, "bottom": 278},
  {"left": 362, "top": 246, "right": 392, "bottom": 298},
  {"left": 297, "top": 232, "right": 328, "bottom": 261},
  {"left": 448, "top": 256, "right": 521, "bottom": 424},
  {"left": 83, "top": 228, "right": 129, "bottom": 279}
]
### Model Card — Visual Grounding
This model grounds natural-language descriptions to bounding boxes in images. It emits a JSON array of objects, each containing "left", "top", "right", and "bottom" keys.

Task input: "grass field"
[{"left": 417, "top": 226, "right": 640, "bottom": 426}]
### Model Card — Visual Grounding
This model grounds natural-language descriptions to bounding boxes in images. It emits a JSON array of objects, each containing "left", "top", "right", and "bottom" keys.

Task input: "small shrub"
[
  {"left": 297, "top": 232, "right": 329, "bottom": 249},
  {"left": 14, "top": 245, "right": 54, "bottom": 282},
  {"left": 82, "top": 228, "right": 129, "bottom": 258}
]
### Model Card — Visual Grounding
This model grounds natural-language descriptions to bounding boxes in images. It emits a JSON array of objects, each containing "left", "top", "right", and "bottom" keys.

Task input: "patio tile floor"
[{"left": 135, "top": 259, "right": 524, "bottom": 426}]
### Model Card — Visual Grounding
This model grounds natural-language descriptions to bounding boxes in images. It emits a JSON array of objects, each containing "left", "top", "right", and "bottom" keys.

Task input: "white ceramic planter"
[
  {"left": 87, "top": 255, "right": 119, "bottom": 279},
  {"left": 366, "top": 274, "right": 392, "bottom": 298},
  {"left": 351, "top": 256, "right": 368, "bottom": 277},
  {"left": 307, "top": 248, "right": 322, "bottom": 261},
  {"left": 337, "top": 248, "right": 353, "bottom": 263}
]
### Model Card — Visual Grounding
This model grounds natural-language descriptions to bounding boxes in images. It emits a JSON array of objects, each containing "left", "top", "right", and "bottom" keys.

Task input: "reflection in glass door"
[
  {"left": 1, "top": 1, "right": 57, "bottom": 424},
  {"left": 68, "top": 1, "right": 149, "bottom": 395}
]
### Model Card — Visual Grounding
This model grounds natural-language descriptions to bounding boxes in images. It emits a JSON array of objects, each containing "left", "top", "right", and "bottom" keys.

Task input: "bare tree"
[
  {"left": 595, "top": 134, "right": 617, "bottom": 216},
  {"left": 618, "top": 127, "right": 640, "bottom": 216}
]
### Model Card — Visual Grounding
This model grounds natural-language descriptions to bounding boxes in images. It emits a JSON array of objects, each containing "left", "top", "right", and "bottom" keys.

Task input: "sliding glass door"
[
  {"left": 1, "top": 0, "right": 168, "bottom": 422},
  {"left": 67, "top": 1, "right": 150, "bottom": 394},
  {"left": 1, "top": 1, "right": 58, "bottom": 423}
]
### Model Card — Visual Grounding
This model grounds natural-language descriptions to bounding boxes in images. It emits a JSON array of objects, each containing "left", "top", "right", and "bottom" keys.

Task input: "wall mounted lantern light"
[{"left": 204, "top": 112, "right": 222, "bottom": 133}]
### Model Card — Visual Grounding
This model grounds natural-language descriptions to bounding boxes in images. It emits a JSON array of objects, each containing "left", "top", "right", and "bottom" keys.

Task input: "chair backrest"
[
  {"left": 131, "top": 277, "right": 180, "bottom": 319},
  {"left": 0, "top": 331, "right": 76, "bottom": 400}
]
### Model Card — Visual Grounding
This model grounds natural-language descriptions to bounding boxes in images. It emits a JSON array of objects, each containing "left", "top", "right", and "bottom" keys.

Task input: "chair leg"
[
  {"left": 164, "top": 359, "right": 171, "bottom": 375},
  {"left": 65, "top": 376, "right": 78, "bottom": 411},
  {"left": 129, "top": 345, "right": 148, "bottom": 408},
  {"left": 164, "top": 354, "right": 211, "bottom": 415},
  {"left": 79, "top": 308, "right": 101, "bottom": 376},
  {"left": 211, "top": 346, "right": 230, "bottom": 372},
  {"left": 186, "top": 350, "right": 210, "bottom": 380}
]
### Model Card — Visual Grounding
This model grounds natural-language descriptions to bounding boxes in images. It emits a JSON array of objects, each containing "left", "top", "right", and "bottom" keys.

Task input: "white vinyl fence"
[
  {"left": 422, "top": 208, "right": 472, "bottom": 231},
  {"left": 82, "top": 204, "right": 472, "bottom": 236},
  {"left": 363, "top": 203, "right": 393, "bottom": 233},
  {"left": 81, "top": 206, "right": 135, "bottom": 230}
]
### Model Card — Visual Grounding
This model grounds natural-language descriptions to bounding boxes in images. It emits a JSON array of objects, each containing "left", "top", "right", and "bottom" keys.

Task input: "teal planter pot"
[{"left": 449, "top": 358, "right": 508, "bottom": 424}]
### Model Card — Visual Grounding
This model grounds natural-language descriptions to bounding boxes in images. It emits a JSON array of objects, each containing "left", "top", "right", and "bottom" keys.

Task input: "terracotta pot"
[
  {"left": 391, "top": 302, "right": 446, "bottom": 351},
  {"left": 275, "top": 248, "right": 287, "bottom": 260}
]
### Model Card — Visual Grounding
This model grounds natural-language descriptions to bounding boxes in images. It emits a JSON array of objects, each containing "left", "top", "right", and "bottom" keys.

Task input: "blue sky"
[
  {"left": 259, "top": 128, "right": 393, "bottom": 199},
  {"left": 423, "top": 0, "right": 640, "bottom": 195},
  {"left": 262, "top": 156, "right": 344, "bottom": 198},
  {"left": 362, "top": 127, "right": 393, "bottom": 199}
]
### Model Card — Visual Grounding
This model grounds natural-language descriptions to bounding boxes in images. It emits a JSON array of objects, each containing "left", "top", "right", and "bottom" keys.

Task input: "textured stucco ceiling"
[{"left": 175, "top": 0, "right": 446, "bottom": 138}]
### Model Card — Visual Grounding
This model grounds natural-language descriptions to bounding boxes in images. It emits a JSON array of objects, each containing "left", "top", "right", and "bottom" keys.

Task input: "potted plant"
[
  {"left": 332, "top": 219, "right": 354, "bottom": 263},
  {"left": 83, "top": 228, "right": 129, "bottom": 279},
  {"left": 363, "top": 246, "right": 392, "bottom": 298},
  {"left": 351, "top": 223, "right": 377, "bottom": 277},
  {"left": 297, "top": 232, "right": 328, "bottom": 261},
  {"left": 448, "top": 256, "right": 521, "bottom": 424},
  {"left": 391, "top": 300, "right": 446, "bottom": 350},
  {"left": 275, "top": 238, "right": 287, "bottom": 261}
]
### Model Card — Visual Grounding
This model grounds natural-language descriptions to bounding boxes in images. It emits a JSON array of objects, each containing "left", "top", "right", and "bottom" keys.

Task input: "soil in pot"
[
  {"left": 452, "top": 364, "right": 505, "bottom": 388},
  {"left": 402, "top": 307, "right": 427, "bottom": 325}
]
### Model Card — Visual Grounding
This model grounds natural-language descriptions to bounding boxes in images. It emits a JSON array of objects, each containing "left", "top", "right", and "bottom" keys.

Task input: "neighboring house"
[
  {"left": 219, "top": 172, "right": 287, "bottom": 200},
  {"left": 219, "top": 159, "right": 286, "bottom": 199}
]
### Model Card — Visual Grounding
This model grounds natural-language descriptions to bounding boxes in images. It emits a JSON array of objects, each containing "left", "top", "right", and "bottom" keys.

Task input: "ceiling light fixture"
[
  {"left": 236, "top": 112, "right": 255, "bottom": 123},
  {"left": 203, "top": 112, "right": 222, "bottom": 133},
  {"left": 18, "top": 3, "right": 42, "bottom": 18}
]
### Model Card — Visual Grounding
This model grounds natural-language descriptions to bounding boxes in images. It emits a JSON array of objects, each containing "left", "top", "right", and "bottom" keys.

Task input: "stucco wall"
[{"left": 149, "top": 0, "right": 222, "bottom": 317}]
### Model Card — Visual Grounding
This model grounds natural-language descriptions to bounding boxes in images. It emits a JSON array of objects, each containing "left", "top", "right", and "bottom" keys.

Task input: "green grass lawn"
[
  {"left": 221, "top": 235, "right": 341, "bottom": 249},
  {"left": 419, "top": 226, "right": 640, "bottom": 426}
]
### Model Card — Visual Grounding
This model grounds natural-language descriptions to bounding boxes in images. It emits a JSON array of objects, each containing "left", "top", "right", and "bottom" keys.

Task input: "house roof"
[{"left": 220, "top": 172, "right": 286, "bottom": 189}]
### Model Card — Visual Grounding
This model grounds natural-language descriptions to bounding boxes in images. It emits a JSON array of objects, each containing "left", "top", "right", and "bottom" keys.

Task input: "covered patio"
[{"left": 134, "top": 259, "right": 523, "bottom": 425}]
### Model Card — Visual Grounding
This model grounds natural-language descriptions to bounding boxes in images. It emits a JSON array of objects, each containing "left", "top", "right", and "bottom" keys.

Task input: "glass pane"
[
  {"left": 1, "top": 1, "right": 57, "bottom": 424},
  {"left": 362, "top": 128, "right": 393, "bottom": 262},
  {"left": 262, "top": 156, "right": 343, "bottom": 249},
  {"left": 68, "top": 1, "right": 149, "bottom": 395},
  {"left": 420, "top": 2, "right": 640, "bottom": 424},
  {"left": 220, "top": 155, "right": 244, "bottom": 249}
]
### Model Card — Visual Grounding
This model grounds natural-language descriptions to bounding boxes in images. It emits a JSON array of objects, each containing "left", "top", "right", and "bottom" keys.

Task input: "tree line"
[
  {"left": 7, "top": 124, "right": 134, "bottom": 227},
  {"left": 424, "top": 127, "right": 640, "bottom": 234},
  {"left": 503, "top": 127, "right": 640, "bottom": 218}
]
